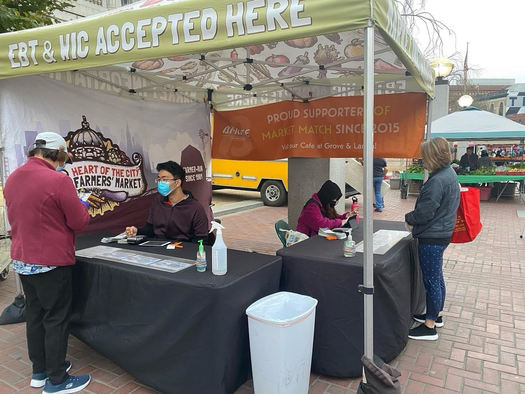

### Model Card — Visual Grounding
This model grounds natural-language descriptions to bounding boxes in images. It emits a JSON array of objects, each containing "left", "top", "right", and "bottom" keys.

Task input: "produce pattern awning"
[{"left": 0, "top": 0, "right": 434, "bottom": 108}]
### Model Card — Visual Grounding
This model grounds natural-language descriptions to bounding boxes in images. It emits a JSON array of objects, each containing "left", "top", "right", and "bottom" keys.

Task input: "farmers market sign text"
[{"left": 6, "top": 0, "right": 311, "bottom": 69}]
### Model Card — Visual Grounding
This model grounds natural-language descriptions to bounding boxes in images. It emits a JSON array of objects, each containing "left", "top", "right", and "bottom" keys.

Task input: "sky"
[{"left": 413, "top": 0, "right": 525, "bottom": 83}]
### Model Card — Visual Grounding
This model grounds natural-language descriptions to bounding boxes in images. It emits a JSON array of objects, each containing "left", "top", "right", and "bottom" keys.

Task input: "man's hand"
[
  {"left": 404, "top": 222, "right": 413, "bottom": 232},
  {"left": 125, "top": 226, "right": 138, "bottom": 237}
]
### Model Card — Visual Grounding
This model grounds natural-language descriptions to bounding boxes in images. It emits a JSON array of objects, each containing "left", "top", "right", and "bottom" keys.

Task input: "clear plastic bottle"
[
  {"left": 351, "top": 197, "right": 359, "bottom": 224},
  {"left": 344, "top": 231, "right": 356, "bottom": 257},
  {"left": 196, "top": 239, "right": 206, "bottom": 272},
  {"left": 210, "top": 221, "right": 227, "bottom": 275}
]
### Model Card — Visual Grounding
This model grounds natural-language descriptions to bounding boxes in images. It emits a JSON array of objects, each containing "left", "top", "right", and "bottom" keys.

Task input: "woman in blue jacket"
[{"left": 405, "top": 137, "right": 460, "bottom": 341}]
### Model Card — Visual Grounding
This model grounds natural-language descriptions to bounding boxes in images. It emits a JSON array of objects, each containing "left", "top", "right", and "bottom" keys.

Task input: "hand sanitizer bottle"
[
  {"left": 196, "top": 240, "right": 206, "bottom": 272},
  {"left": 210, "top": 221, "right": 227, "bottom": 275},
  {"left": 344, "top": 230, "right": 356, "bottom": 257}
]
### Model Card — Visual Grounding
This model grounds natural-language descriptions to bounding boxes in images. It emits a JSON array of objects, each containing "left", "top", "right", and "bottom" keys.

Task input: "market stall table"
[
  {"left": 70, "top": 234, "right": 282, "bottom": 394},
  {"left": 277, "top": 220, "right": 424, "bottom": 377},
  {"left": 401, "top": 172, "right": 525, "bottom": 200}
]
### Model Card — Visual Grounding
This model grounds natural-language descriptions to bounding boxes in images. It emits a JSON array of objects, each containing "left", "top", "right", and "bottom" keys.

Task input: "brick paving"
[{"left": 0, "top": 186, "right": 524, "bottom": 393}]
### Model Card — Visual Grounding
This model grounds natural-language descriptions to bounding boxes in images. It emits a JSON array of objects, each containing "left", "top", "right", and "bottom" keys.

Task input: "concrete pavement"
[{"left": 0, "top": 186, "right": 524, "bottom": 393}]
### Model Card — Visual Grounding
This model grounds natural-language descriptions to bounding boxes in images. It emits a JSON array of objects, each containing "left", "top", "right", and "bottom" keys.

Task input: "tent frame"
[{"left": 0, "top": 0, "right": 436, "bottom": 378}]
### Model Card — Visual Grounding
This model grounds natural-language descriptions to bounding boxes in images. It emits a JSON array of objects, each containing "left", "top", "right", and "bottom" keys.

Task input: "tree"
[
  {"left": 395, "top": 1, "right": 479, "bottom": 84},
  {"left": 395, "top": 0, "right": 455, "bottom": 59},
  {"left": 0, "top": 0, "right": 75, "bottom": 34}
]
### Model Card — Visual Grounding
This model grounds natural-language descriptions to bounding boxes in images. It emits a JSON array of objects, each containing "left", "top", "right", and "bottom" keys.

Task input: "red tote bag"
[{"left": 451, "top": 187, "right": 482, "bottom": 243}]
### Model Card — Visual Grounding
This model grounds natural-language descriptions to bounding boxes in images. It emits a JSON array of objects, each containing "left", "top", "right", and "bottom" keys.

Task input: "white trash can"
[{"left": 246, "top": 291, "right": 318, "bottom": 394}]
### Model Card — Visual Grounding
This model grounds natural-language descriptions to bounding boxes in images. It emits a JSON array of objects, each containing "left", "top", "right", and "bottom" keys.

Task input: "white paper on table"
[
  {"left": 76, "top": 245, "right": 119, "bottom": 258},
  {"left": 76, "top": 245, "right": 194, "bottom": 273},
  {"left": 108, "top": 250, "right": 161, "bottom": 265},
  {"left": 149, "top": 259, "right": 193, "bottom": 273},
  {"left": 355, "top": 230, "right": 411, "bottom": 255}
]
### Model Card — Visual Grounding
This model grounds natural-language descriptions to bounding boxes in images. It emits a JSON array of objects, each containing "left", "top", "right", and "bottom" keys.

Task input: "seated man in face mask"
[{"left": 125, "top": 161, "right": 209, "bottom": 243}]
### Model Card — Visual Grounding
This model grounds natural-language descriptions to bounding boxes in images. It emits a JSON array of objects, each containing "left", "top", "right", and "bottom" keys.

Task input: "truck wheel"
[{"left": 260, "top": 180, "right": 287, "bottom": 206}]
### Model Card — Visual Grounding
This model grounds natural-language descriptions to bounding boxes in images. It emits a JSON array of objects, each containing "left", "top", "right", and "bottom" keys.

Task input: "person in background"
[
  {"left": 459, "top": 146, "right": 479, "bottom": 171},
  {"left": 296, "top": 180, "right": 350, "bottom": 237},
  {"left": 478, "top": 150, "right": 493, "bottom": 168},
  {"left": 125, "top": 161, "right": 209, "bottom": 243},
  {"left": 405, "top": 137, "right": 460, "bottom": 341},
  {"left": 3, "top": 132, "right": 91, "bottom": 393},
  {"left": 373, "top": 158, "right": 387, "bottom": 212}
]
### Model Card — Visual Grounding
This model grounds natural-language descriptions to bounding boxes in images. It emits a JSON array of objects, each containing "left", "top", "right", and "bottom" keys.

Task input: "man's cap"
[
  {"left": 466, "top": 146, "right": 474, "bottom": 150},
  {"left": 34, "top": 132, "right": 72, "bottom": 163},
  {"left": 34, "top": 132, "right": 67, "bottom": 150}
]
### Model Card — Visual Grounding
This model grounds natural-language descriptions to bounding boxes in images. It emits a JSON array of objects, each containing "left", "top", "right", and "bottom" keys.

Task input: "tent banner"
[
  {"left": 0, "top": 0, "right": 368, "bottom": 79},
  {"left": 212, "top": 93, "right": 427, "bottom": 159},
  {"left": 0, "top": 76, "right": 212, "bottom": 232}
]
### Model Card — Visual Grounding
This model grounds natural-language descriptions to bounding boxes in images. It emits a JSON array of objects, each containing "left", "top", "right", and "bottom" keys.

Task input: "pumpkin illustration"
[{"left": 344, "top": 39, "right": 364, "bottom": 58}]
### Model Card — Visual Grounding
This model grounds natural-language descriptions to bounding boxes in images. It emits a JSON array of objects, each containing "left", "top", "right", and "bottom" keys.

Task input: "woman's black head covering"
[{"left": 317, "top": 180, "right": 342, "bottom": 207}]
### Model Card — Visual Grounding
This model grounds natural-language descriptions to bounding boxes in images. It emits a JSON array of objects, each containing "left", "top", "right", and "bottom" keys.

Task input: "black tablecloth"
[
  {"left": 277, "top": 220, "right": 425, "bottom": 378},
  {"left": 71, "top": 234, "right": 282, "bottom": 394}
]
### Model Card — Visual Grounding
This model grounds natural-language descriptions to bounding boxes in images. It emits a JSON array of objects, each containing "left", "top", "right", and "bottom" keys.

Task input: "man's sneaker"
[
  {"left": 413, "top": 314, "right": 444, "bottom": 328},
  {"left": 30, "top": 361, "right": 72, "bottom": 388},
  {"left": 408, "top": 324, "right": 438, "bottom": 341},
  {"left": 42, "top": 374, "right": 90, "bottom": 394}
]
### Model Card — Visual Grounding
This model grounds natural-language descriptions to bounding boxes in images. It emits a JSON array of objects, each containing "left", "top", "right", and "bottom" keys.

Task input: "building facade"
[
  {"left": 55, "top": 0, "right": 140, "bottom": 21},
  {"left": 505, "top": 84, "right": 525, "bottom": 124},
  {"left": 448, "top": 79, "right": 514, "bottom": 114}
]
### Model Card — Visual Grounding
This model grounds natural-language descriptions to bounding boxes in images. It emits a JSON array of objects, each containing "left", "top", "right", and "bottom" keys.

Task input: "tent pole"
[
  {"left": 424, "top": 97, "right": 433, "bottom": 182},
  {"left": 362, "top": 21, "right": 375, "bottom": 361}
]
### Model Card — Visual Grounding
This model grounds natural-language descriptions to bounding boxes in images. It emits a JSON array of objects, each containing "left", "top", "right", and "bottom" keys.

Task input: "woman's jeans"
[
  {"left": 418, "top": 242, "right": 448, "bottom": 321},
  {"left": 373, "top": 177, "right": 383, "bottom": 210}
]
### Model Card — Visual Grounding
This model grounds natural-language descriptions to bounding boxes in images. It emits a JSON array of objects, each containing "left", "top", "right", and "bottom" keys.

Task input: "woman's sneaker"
[
  {"left": 413, "top": 314, "right": 444, "bottom": 328},
  {"left": 42, "top": 374, "right": 90, "bottom": 394},
  {"left": 408, "top": 324, "right": 438, "bottom": 341},
  {"left": 30, "top": 360, "right": 72, "bottom": 388}
]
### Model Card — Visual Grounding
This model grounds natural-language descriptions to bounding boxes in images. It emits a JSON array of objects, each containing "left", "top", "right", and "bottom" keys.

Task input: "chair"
[{"left": 274, "top": 219, "right": 291, "bottom": 247}]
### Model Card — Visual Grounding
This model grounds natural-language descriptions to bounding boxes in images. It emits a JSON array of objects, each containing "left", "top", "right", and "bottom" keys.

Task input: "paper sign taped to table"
[
  {"left": 355, "top": 230, "right": 411, "bottom": 255},
  {"left": 76, "top": 246, "right": 194, "bottom": 273}
]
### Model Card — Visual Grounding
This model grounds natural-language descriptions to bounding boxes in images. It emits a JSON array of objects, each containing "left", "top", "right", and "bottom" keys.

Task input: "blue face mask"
[
  {"left": 56, "top": 166, "right": 64, "bottom": 172},
  {"left": 157, "top": 181, "right": 173, "bottom": 196}
]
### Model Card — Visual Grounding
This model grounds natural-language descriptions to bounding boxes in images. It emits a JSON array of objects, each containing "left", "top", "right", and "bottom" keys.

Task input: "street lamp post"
[
  {"left": 423, "top": 58, "right": 454, "bottom": 181},
  {"left": 430, "top": 58, "right": 454, "bottom": 121}
]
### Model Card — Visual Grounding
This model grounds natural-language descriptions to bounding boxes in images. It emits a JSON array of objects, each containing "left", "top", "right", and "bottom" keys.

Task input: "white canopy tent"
[
  {"left": 0, "top": 0, "right": 435, "bottom": 374},
  {"left": 431, "top": 107, "right": 525, "bottom": 140}
]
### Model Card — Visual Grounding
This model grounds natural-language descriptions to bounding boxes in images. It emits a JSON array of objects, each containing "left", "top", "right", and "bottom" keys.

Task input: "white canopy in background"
[{"left": 431, "top": 107, "right": 525, "bottom": 140}]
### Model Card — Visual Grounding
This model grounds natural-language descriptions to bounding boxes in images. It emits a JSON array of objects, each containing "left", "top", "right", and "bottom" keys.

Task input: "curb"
[{"left": 212, "top": 200, "right": 264, "bottom": 218}]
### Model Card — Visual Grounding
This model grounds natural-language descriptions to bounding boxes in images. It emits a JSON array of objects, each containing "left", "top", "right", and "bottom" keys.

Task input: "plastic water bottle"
[
  {"left": 196, "top": 240, "right": 206, "bottom": 272},
  {"left": 351, "top": 196, "right": 359, "bottom": 224},
  {"left": 344, "top": 232, "right": 356, "bottom": 258},
  {"left": 210, "top": 221, "right": 227, "bottom": 275}
]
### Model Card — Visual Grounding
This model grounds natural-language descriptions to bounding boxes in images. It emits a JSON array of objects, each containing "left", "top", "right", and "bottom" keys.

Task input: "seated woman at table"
[
  {"left": 296, "top": 180, "right": 351, "bottom": 237},
  {"left": 125, "top": 161, "right": 209, "bottom": 243},
  {"left": 405, "top": 137, "right": 460, "bottom": 341}
]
